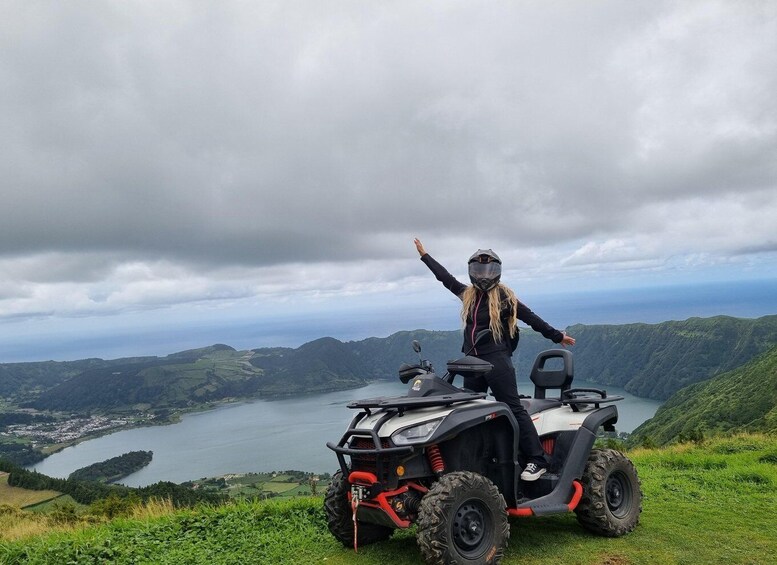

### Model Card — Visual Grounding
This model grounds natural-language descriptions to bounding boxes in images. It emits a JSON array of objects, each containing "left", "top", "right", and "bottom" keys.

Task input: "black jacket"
[{"left": 421, "top": 253, "right": 564, "bottom": 355}]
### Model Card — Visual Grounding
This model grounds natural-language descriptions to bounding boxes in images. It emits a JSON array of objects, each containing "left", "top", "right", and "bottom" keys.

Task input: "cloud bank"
[{"left": 1, "top": 1, "right": 775, "bottom": 327}]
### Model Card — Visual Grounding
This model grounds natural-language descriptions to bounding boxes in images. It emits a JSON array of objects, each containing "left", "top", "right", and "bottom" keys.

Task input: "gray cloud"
[{"left": 1, "top": 1, "right": 776, "bottom": 322}]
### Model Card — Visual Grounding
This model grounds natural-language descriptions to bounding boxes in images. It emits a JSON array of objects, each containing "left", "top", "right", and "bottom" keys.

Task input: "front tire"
[
  {"left": 417, "top": 471, "right": 509, "bottom": 565},
  {"left": 323, "top": 470, "right": 393, "bottom": 547},
  {"left": 575, "top": 448, "right": 642, "bottom": 537}
]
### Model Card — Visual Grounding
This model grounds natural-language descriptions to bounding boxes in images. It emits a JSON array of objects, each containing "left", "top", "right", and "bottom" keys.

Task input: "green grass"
[
  {"left": 190, "top": 471, "right": 329, "bottom": 501},
  {"left": 256, "top": 481, "right": 298, "bottom": 494},
  {"left": 22, "top": 496, "right": 83, "bottom": 514},
  {"left": 2, "top": 434, "right": 775, "bottom": 564}
]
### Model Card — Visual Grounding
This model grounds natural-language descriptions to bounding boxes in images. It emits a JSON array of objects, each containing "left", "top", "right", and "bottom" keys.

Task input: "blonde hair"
[{"left": 460, "top": 283, "right": 518, "bottom": 344}]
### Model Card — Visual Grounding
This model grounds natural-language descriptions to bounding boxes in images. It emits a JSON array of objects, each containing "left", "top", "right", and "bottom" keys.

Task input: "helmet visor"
[{"left": 468, "top": 261, "right": 501, "bottom": 281}]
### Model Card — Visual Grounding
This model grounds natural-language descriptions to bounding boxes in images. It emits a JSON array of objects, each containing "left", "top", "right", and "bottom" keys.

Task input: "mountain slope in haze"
[
  {"left": 629, "top": 344, "right": 777, "bottom": 445},
  {"left": 23, "top": 342, "right": 371, "bottom": 413},
  {"left": 247, "top": 336, "right": 371, "bottom": 395},
  {"left": 0, "top": 357, "right": 156, "bottom": 401}
]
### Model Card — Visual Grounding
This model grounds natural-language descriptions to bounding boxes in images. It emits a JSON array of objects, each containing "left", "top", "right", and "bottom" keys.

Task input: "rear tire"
[
  {"left": 323, "top": 470, "right": 393, "bottom": 547},
  {"left": 417, "top": 471, "right": 509, "bottom": 565},
  {"left": 575, "top": 448, "right": 642, "bottom": 537}
]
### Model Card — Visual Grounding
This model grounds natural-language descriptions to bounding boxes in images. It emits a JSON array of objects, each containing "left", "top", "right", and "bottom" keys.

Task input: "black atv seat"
[
  {"left": 520, "top": 398, "right": 563, "bottom": 415},
  {"left": 530, "top": 349, "right": 574, "bottom": 400},
  {"left": 529, "top": 350, "right": 624, "bottom": 412}
]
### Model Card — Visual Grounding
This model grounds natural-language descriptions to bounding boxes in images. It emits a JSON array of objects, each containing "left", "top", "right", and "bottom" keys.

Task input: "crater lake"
[{"left": 31, "top": 378, "right": 661, "bottom": 487}]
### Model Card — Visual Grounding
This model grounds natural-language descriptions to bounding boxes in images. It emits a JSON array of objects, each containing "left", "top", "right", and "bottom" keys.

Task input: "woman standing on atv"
[{"left": 414, "top": 238, "right": 575, "bottom": 481}]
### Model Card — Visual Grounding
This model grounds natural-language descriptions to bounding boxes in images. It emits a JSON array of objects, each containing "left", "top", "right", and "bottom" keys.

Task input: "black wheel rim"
[
  {"left": 606, "top": 470, "right": 632, "bottom": 518},
  {"left": 452, "top": 499, "right": 492, "bottom": 558}
]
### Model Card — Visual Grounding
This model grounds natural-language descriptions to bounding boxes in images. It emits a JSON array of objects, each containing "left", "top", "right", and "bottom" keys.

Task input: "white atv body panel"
[
  {"left": 353, "top": 399, "right": 495, "bottom": 438},
  {"left": 531, "top": 404, "right": 603, "bottom": 436},
  {"left": 352, "top": 397, "right": 605, "bottom": 440}
]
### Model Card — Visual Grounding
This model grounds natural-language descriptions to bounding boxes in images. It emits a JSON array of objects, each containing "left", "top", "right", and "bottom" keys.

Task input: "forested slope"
[
  {"left": 630, "top": 345, "right": 777, "bottom": 445},
  {"left": 565, "top": 315, "right": 777, "bottom": 399}
]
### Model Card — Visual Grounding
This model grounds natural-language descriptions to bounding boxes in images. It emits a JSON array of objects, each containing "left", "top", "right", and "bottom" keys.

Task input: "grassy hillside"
[
  {"left": 0, "top": 473, "right": 62, "bottom": 508},
  {"left": 2, "top": 434, "right": 775, "bottom": 564},
  {"left": 630, "top": 345, "right": 777, "bottom": 446}
]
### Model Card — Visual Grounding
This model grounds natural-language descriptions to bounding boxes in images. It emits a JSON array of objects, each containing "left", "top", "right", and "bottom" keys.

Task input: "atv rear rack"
[{"left": 561, "top": 388, "right": 623, "bottom": 410}]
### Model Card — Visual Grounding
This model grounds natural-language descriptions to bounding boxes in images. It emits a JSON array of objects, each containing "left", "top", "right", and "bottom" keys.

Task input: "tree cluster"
[
  {"left": 0, "top": 441, "right": 45, "bottom": 466},
  {"left": 0, "top": 412, "right": 55, "bottom": 428},
  {"left": 68, "top": 450, "right": 153, "bottom": 483},
  {"left": 4, "top": 462, "right": 225, "bottom": 507}
]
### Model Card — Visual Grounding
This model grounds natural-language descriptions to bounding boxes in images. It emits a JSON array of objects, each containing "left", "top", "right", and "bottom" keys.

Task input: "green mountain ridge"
[
  {"left": 630, "top": 344, "right": 777, "bottom": 445},
  {"left": 2, "top": 314, "right": 776, "bottom": 416}
]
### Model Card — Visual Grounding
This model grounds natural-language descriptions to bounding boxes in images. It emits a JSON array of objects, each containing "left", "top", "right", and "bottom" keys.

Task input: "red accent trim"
[
  {"left": 542, "top": 437, "right": 555, "bottom": 455},
  {"left": 349, "top": 471, "right": 378, "bottom": 485},
  {"left": 348, "top": 472, "right": 428, "bottom": 529},
  {"left": 358, "top": 498, "right": 410, "bottom": 528},
  {"left": 567, "top": 480, "right": 583, "bottom": 511},
  {"left": 406, "top": 481, "right": 429, "bottom": 493},
  {"left": 507, "top": 480, "right": 584, "bottom": 517},
  {"left": 427, "top": 444, "right": 445, "bottom": 473},
  {"left": 471, "top": 292, "right": 484, "bottom": 355},
  {"left": 507, "top": 507, "right": 534, "bottom": 517},
  {"left": 357, "top": 484, "right": 412, "bottom": 528}
]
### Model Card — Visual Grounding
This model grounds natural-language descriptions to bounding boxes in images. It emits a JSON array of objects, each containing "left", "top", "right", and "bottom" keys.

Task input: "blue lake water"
[{"left": 30, "top": 378, "right": 661, "bottom": 487}]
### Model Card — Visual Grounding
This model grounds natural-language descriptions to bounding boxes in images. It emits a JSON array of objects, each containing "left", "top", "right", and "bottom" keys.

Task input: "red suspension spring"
[{"left": 427, "top": 444, "right": 445, "bottom": 474}]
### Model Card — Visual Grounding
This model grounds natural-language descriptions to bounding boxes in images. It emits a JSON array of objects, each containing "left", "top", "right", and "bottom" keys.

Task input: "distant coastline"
[
  {"left": 16, "top": 379, "right": 383, "bottom": 465},
  {"left": 2, "top": 278, "right": 775, "bottom": 364}
]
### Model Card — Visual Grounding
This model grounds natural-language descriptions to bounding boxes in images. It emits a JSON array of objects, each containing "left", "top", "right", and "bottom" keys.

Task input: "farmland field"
[{"left": 0, "top": 473, "right": 62, "bottom": 508}]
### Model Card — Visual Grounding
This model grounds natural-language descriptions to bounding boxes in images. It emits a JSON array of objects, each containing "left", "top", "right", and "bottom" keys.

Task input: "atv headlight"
[{"left": 391, "top": 419, "right": 443, "bottom": 446}]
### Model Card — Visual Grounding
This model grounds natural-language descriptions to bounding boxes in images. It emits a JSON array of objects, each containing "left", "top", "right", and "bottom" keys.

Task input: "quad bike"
[{"left": 325, "top": 332, "right": 642, "bottom": 564}]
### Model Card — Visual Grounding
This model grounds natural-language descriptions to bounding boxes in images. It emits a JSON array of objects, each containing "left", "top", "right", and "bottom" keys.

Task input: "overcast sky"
[{"left": 1, "top": 1, "right": 776, "bottom": 361}]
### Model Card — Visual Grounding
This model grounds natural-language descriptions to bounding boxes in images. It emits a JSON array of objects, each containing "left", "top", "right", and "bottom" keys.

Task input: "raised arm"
[
  {"left": 414, "top": 238, "right": 426, "bottom": 257},
  {"left": 414, "top": 239, "right": 467, "bottom": 297},
  {"left": 516, "top": 301, "right": 571, "bottom": 344}
]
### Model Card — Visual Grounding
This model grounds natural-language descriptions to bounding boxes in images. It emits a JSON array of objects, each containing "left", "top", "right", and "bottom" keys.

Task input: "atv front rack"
[{"left": 327, "top": 409, "right": 415, "bottom": 485}]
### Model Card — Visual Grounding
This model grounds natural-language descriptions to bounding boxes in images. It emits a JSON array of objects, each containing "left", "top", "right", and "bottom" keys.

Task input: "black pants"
[{"left": 463, "top": 350, "right": 545, "bottom": 466}]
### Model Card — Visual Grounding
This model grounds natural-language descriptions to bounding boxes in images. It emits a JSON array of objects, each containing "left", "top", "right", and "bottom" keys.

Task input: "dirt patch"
[{"left": 597, "top": 554, "right": 632, "bottom": 565}]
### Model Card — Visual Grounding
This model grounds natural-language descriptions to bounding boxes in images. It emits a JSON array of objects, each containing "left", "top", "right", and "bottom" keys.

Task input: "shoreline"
[
  {"left": 23, "top": 380, "right": 381, "bottom": 467},
  {"left": 24, "top": 376, "right": 660, "bottom": 472}
]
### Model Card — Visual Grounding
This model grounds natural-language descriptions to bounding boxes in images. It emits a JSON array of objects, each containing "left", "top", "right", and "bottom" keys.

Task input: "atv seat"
[
  {"left": 520, "top": 398, "right": 563, "bottom": 415},
  {"left": 530, "top": 349, "right": 574, "bottom": 400}
]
